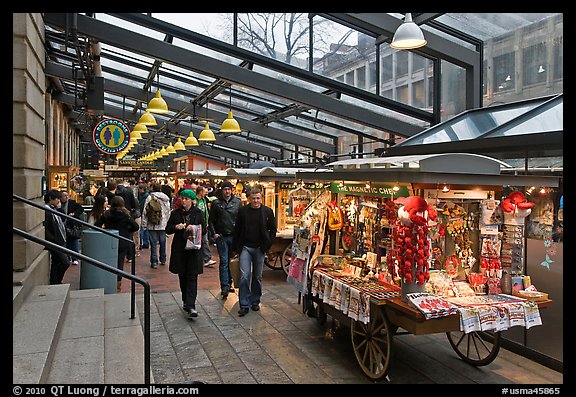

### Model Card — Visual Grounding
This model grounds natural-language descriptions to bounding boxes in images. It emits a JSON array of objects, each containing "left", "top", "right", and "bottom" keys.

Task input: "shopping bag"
[{"left": 229, "top": 255, "right": 240, "bottom": 288}]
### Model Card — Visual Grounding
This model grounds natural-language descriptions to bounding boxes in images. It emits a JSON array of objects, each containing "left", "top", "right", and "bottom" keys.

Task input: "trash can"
[{"left": 80, "top": 229, "right": 119, "bottom": 294}]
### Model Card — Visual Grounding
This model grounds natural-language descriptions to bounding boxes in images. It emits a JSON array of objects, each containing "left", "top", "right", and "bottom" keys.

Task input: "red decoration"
[{"left": 388, "top": 196, "right": 435, "bottom": 286}]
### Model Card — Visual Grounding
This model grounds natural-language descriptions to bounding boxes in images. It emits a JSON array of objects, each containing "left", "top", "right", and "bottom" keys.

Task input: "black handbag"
[{"left": 66, "top": 221, "right": 82, "bottom": 239}]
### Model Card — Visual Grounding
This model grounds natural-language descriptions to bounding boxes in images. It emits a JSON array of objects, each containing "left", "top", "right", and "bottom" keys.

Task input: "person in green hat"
[{"left": 165, "top": 189, "right": 205, "bottom": 318}]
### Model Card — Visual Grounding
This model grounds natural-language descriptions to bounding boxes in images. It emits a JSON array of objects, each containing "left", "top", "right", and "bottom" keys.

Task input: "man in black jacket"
[
  {"left": 232, "top": 186, "right": 277, "bottom": 316},
  {"left": 208, "top": 181, "right": 242, "bottom": 298},
  {"left": 44, "top": 190, "right": 69, "bottom": 284},
  {"left": 59, "top": 190, "right": 84, "bottom": 265}
]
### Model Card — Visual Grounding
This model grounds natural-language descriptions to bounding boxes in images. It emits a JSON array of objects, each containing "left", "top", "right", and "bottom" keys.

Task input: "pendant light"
[
  {"left": 198, "top": 122, "right": 216, "bottom": 142},
  {"left": 390, "top": 13, "right": 427, "bottom": 50},
  {"left": 166, "top": 142, "right": 177, "bottom": 154},
  {"left": 219, "top": 85, "right": 241, "bottom": 133},
  {"left": 185, "top": 117, "right": 199, "bottom": 146},
  {"left": 174, "top": 137, "right": 186, "bottom": 151},
  {"left": 138, "top": 110, "right": 157, "bottom": 126},
  {"left": 147, "top": 72, "right": 169, "bottom": 114},
  {"left": 198, "top": 103, "right": 216, "bottom": 142},
  {"left": 132, "top": 122, "right": 149, "bottom": 134}
]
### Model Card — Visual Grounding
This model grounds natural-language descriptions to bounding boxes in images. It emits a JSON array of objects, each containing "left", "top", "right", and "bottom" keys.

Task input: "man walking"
[
  {"left": 233, "top": 186, "right": 277, "bottom": 316},
  {"left": 208, "top": 181, "right": 241, "bottom": 298},
  {"left": 141, "top": 183, "right": 171, "bottom": 268},
  {"left": 59, "top": 190, "right": 84, "bottom": 265}
]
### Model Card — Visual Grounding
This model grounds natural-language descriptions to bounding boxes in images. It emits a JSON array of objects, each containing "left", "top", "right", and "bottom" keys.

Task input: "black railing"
[{"left": 13, "top": 193, "right": 151, "bottom": 384}]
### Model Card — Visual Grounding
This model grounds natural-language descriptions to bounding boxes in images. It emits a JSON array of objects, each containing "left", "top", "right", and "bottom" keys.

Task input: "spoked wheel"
[
  {"left": 350, "top": 307, "right": 393, "bottom": 381},
  {"left": 281, "top": 243, "right": 293, "bottom": 276},
  {"left": 446, "top": 330, "right": 501, "bottom": 366},
  {"left": 264, "top": 253, "right": 281, "bottom": 270}
]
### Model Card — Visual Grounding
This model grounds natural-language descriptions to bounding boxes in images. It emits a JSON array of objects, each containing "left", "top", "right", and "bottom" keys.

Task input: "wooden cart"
[
  {"left": 311, "top": 280, "right": 552, "bottom": 381},
  {"left": 264, "top": 230, "right": 293, "bottom": 276}
]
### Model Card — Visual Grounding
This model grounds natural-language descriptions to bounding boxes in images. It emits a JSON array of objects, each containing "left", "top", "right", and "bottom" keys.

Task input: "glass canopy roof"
[{"left": 41, "top": 12, "right": 563, "bottom": 169}]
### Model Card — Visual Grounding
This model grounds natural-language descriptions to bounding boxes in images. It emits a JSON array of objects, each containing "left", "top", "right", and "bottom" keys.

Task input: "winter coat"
[
  {"left": 44, "top": 204, "right": 69, "bottom": 264},
  {"left": 95, "top": 208, "right": 139, "bottom": 251},
  {"left": 141, "top": 191, "right": 172, "bottom": 230},
  {"left": 233, "top": 204, "right": 277, "bottom": 254},
  {"left": 208, "top": 195, "right": 241, "bottom": 236},
  {"left": 165, "top": 206, "right": 205, "bottom": 275}
]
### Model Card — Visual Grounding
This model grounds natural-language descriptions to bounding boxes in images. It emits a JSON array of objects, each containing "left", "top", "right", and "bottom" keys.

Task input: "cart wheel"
[
  {"left": 446, "top": 330, "right": 501, "bottom": 366},
  {"left": 281, "top": 243, "right": 293, "bottom": 276},
  {"left": 264, "top": 253, "right": 281, "bottom": 270},
  {"left": 350, "top": 307, "right": 393, "bottom": 381}
]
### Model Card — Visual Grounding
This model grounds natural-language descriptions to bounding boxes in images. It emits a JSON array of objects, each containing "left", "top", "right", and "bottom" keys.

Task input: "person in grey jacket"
[
  {"left": 141, "top": 183, "right": 172, "bottom": 268},
  {"left": 208, "top": 180, "right": 242, "bottom": 298}
]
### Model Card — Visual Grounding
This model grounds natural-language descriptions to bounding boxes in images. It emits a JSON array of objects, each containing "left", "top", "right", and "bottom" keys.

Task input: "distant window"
[
  {"left": 357, "top": 66, "right": 366, "bottom": 89},
  {"left": 345, "top": 70, "right": 354, "bottom": 85},
  {"left": 381, "top": 55, "right": 393, "bottom": 83},
  {"left": 395, "top": 51, "right": 408, "bottom": 77},
  {"left": 412, "top": 80, "right": 425, "bottom": 108},
  {"left": 523, "top": 43, "right": 547, "bottom": 86},
  {"left": 412, "top": 54, "right": 424, "bottom": 73},
  {"left": 493, "top": 52, "right": 515, "bottom": 93},
  {"left": 553, "top": 36, "right": 563, "bottom": 81}
]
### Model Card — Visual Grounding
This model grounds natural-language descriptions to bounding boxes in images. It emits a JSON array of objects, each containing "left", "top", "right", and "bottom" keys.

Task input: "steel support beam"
[{"left": 44, "top": 13, "right": 423, "bottom": 138}]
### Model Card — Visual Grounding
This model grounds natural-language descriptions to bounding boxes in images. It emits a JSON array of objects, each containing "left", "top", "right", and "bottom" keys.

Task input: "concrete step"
[
  {"left": 13, "top": 284, "right": 148, "bottom": 384},
  {"left": 103, "top": 292, "right": 146, "bottom": 384},
  {"left": 46, "top": 288, "right": 106, "bottom": 384},
  {"left": 13, "top": 284, "right": 70, "bottom": 384}
]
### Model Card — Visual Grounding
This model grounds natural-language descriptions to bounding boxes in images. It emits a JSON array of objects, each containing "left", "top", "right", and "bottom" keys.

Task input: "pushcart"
[
  {"left": 310, "top": 275, "right": 552, "bottom": 382},
  {"left": 264, "top": 231, "right": 293, "bottom": 276}
]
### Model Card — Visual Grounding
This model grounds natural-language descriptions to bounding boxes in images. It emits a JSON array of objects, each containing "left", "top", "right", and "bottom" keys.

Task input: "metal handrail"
[
  {"left": 13, "top": 193, "right": 139, "bottom": 318},
  {"left": 13, "top": 193, "right": 150, "bottom": 384}
]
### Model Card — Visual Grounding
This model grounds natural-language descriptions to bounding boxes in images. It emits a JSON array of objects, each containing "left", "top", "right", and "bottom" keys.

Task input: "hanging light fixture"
[
  {"left": 198, "top": 122, "right": 216, "bottom": 142},
  {"left": 390, "top": 13, "right": 427, "bottom": 50},
  {"left": 185, "top": 131, "right": 199, "bottom": 146},
  {"left": 138, "top": 110, "right": 157, "bottom": 126},
  {"left": 132, "top": 122, "right": 149, "bottom": 134},
  {"left": 130, "top": 128, "right": 142, "bottom": 140},
  {"left": 174, "top": 137, "right": 186, "bottom": 151},
  {"left": 166, "top": 142, "right": 177, "bottom": 154},
  {"left": 147, "top": 72, "right": 169, "bottom": 114},
  {"left": 219, "top": 85, "right": 241, "bottom": 134}
]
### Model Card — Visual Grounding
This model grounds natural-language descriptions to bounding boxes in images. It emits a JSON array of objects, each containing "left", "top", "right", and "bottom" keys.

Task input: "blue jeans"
[
  {"left": 216, "top": 235, "right": 234, "bottom": 291},
  {"left": 148, "top": 230, "right": 167, "bottom": 265},
  {"left": 140, "top": 227, "right": 150, "bottom": 248},
  {"left": 238, "top": 246, "right": 265, "bottom": 309},
  {"left": 201, "top": 233, "right": 211, "bottom": 263}
]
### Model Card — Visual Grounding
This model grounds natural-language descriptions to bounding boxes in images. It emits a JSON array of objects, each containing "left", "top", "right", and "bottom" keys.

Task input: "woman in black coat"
[
  {"left": 95, "top": 195, "right": 139, "bottom": 290},
  {"left": 165, "top": 189, "right": 205, "bottom": 318}
]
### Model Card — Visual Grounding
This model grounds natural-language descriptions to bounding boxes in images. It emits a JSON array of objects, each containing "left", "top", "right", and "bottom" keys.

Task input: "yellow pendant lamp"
[
  {"left": 147, "top": 90, "right": 169, "bottom": 114},
  {"left": 220, "top": 111, "right": 242, "bottom": 133},
  {"left": 159, "top": 146, "right": 168, "bottom": 157},
  {"left": 130, "top": 129, "right": 142, "bottom": 140},
  {"left": 185, "top": 131, "right": 199, "bottom": 146},
  {"left": 198, "top": 122, "right": 216, "bottom": 142},
  {"left": 166, "top": 142, "right": 177, "bottom": 154},
  {"left": 138, "top": 110, "right": 157, "bottom": 126},
  {"left": 174, "top": 137, "right": 186, "bottom": 151},
  {"left": 133, "top": 122, "right": 149, "bottom": 134},
  {"left": 219, "top": 85, "right": 241, "bottom": 133}
]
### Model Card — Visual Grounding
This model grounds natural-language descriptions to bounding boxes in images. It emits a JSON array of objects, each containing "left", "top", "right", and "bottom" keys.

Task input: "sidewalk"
[{"left": 62, "top": 235, "right": 563, "bottom": 385}]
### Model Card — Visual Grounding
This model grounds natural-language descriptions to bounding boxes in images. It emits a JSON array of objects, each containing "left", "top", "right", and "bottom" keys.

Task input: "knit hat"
[
  {"left": 179, "top": 189, "right": 196, "bottom": 200},
  {"left": 220, "top": 181, "right": 234, "bottom": 190}
]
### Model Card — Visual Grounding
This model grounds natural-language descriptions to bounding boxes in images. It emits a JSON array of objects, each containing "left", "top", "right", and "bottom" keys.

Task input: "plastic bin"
[{"left": 80, "top": 229, "right": 119, "bottom": 294}]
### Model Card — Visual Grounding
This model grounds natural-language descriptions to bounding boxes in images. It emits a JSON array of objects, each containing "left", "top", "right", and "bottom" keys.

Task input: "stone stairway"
[{"left": 13, "top": 284, "right": 149, "bottom": 384}]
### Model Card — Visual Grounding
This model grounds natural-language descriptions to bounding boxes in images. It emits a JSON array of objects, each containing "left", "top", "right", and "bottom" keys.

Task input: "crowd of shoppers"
[{"left": 53, "top": 176, "right": 280, "bottom": 318}]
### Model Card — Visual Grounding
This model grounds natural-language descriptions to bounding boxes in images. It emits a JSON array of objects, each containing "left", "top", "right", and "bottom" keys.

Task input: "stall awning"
[{"left": 296, "top": 153, "right": 559, "bottom": 187}]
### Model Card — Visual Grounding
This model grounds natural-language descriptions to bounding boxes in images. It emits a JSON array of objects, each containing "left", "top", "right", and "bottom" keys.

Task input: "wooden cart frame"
[{"left": 311, "top": 294, "right": 552, "bottom": 381}]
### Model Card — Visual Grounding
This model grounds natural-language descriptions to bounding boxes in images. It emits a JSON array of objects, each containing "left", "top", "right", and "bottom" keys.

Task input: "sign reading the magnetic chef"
[{"left": 92, "top": 118, "right": 131, "bottom": 154}]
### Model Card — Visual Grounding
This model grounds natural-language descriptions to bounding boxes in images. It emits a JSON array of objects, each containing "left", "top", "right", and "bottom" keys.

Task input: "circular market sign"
[{"left": 92, "top": 118, "right": 130, "bottom": 154}]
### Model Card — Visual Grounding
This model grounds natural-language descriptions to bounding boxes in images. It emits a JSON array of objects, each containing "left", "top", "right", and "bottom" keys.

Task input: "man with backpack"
[{"left": 141, "top": 183, "right": 171, "bottom": 269}]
